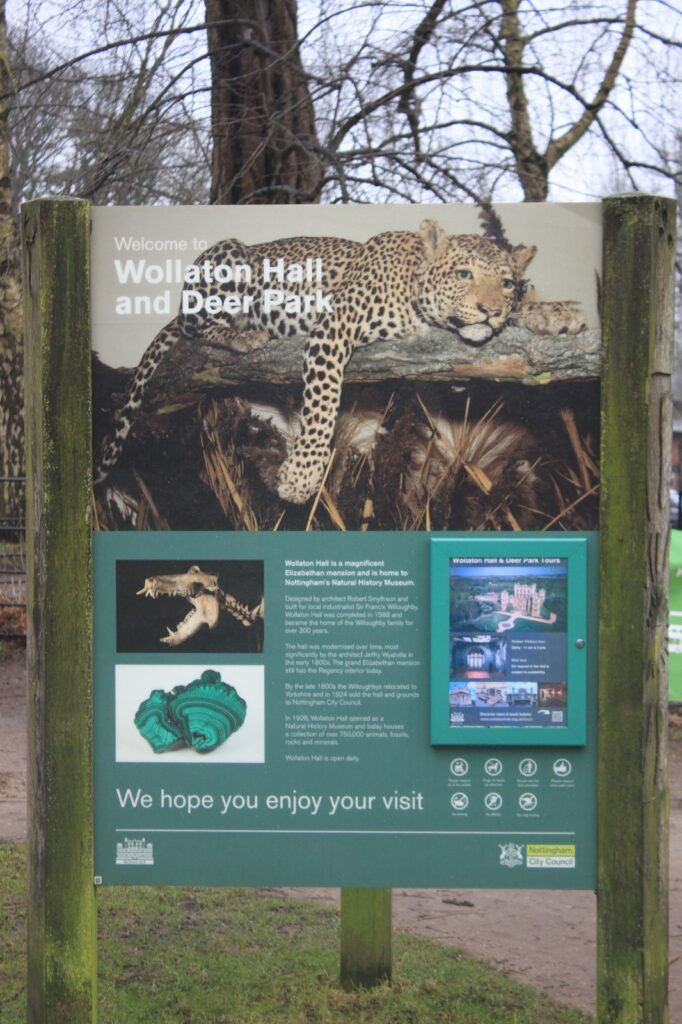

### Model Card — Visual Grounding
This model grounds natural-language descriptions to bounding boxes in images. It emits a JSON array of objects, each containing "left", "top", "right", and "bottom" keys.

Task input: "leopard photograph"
[{"left": 92, "top": 203, "right": 601, "bottom": 533}]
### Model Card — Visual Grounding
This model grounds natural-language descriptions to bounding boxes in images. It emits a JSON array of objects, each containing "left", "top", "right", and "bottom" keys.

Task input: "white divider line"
[{"left": 115, "top": 828, "right": 577, "bottom": 837}]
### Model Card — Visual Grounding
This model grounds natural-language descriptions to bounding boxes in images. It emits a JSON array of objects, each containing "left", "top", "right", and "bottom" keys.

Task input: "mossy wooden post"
[
  {"left": 23, "top": 198, "right": 96, "bottom": 1022},
  {"left": 340, "top": 888, "right": 392, "bottom": 988},
  {"left": 598, "top": 194, "right": 675, "bottom": 1023}
]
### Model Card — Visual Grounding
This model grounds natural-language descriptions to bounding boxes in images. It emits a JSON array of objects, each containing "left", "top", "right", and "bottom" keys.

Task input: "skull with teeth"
[{"left": 136, "top": 565, "right": 263, "bottom": 646}]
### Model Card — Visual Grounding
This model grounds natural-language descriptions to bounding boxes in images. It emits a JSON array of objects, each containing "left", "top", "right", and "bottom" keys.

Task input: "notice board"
[{"left": 91, "top": 203, "right": 602, "bottom": 888}]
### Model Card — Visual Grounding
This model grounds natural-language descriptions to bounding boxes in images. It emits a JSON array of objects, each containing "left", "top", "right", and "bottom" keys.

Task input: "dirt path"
[{"left": 2, "top": 641, "right": 681, "bottom": 1018}]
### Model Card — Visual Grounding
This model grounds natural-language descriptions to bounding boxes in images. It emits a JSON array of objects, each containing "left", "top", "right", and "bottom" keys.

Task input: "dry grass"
[{"left": 93, "top": 385, "right": 600, "bottom": 534}]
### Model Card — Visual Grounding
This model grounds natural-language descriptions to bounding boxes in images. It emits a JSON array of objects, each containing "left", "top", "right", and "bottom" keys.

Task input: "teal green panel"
[{"left": 94, "top": 531, "right": 598, "bottom": 889}]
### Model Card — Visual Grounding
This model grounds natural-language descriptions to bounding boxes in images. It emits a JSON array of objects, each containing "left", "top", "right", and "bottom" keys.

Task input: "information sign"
[{"left": 90, "top": 202, "right": 602, "bottom": 889}]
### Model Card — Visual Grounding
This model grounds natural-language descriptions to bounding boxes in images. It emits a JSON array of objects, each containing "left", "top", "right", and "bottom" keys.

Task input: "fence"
[{"left": 0, "top": 476, "right": 26, "bottom": 638}]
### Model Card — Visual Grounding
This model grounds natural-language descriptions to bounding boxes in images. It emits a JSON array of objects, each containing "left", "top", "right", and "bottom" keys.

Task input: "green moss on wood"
[
  {"left": 340, "top": 888, "right": 392, "bottom": 989},
  {"left": 598, "top": 194, "right": 675, "bottom": 1024},
  {"left": 23, "top": 198, "right": 96, "bottom": 1023}
]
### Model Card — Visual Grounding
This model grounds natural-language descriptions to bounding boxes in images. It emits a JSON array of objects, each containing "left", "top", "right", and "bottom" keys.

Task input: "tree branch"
[
  {"left": 545, "top": 0, "right": 637, "bottom": 169},
  {"left": 103, "top": 320, "right": 601, "bottom": 418},
  {"left": 396, "top": 0, "right": 448, "bottom": 156},
  {"left": 499, "top": 0, "right": 547, "bottom": 200}
]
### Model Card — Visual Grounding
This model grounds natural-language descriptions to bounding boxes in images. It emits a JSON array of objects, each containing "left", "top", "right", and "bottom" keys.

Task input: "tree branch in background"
[
  {"left": 545, "top": 0, "right": 637, "bottom": 170},
  {"left": 397, "top": 0, "right": 448, "bottom": 157},
  {"left": 4, "top": 0, "right": 680, "bottom": 208}
]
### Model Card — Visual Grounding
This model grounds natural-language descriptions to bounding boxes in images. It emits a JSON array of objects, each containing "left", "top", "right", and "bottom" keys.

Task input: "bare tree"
[
  {"left": 8, "top": 1, "right": 212, "bottom": 207},
  {"left": 301, "top": 0, "right": 679, "bottom": 203}
]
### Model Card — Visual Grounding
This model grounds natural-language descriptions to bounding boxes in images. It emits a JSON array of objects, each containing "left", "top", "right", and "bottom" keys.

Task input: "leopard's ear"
[
  {"left": 419, "top": 219, "right": 449, "bottom": 261},
  {"left": 511, "top": 244, "right": 537, "bottom": 276}
]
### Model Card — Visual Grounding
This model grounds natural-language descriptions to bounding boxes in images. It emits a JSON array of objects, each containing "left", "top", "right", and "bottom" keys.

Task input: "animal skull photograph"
[{"left": 115, "top": 560, "right": 265, "bottom": 653}]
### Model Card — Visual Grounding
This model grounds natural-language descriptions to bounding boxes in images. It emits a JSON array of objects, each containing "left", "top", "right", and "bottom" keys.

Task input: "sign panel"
[
  {"left": 94, "top": 530, "right": 598, "bottom": 887},
  {"left": 91, "top": 203, "right": 602, "bottom": 888}
]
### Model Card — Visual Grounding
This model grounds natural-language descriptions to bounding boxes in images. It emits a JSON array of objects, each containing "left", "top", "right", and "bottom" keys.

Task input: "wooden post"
[
  {"left": 340, "top": 888, "right": 392, "bottom": 989},
  {"left": 598, "top": 194, "right": 675, "bottom": 1023},
  {"left": 23, "top": 198, "right": 96, "bottom": 1022}
]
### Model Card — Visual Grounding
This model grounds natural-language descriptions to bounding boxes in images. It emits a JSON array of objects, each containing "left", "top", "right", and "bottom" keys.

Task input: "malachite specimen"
[
  {"left": 134, "top": 669, "right": 247, "bottom": 754},
  {"left": 134, "top": 689, "right": 185, "bottom": 753}
]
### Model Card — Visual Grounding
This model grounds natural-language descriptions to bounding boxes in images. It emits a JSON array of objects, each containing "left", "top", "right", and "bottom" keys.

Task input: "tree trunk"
[
  {"left": 500, "top": 0, "right": 549, "bottom": 202},
  {"left": 0, "top": 0, "right": 24, "bottom": 522},
  {"left": 205, "top": 0, "right": 324, "bottom": 204}
]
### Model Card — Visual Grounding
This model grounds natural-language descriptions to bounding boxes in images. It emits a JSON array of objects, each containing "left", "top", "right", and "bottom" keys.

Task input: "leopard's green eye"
[
  {"left": 456, "top": 269, "right": 474, "bottom": 280},
  {"left": 501, "top": 278, "right": 514, "bottom": 289}
]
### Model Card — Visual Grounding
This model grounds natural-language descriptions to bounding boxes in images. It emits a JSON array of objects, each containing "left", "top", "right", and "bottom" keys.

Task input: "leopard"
[{"left": 95, "top": 217, "right": 587, "bottom": 505}]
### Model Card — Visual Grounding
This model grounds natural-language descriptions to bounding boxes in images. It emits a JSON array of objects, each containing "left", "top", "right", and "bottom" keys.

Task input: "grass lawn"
[{"left": 1, "top": 842, "right": 592, "bottom": 1023}]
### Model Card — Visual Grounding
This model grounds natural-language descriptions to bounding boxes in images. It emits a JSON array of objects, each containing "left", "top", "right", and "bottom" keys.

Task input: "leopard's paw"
[
  {"left": 229, "top": 328, "right": 270, "bottom": 353},
  {"left": 512, "top": 301, "right": 587, "bottom": 336},
  {"left": 200, "top": 323, "right": 270, "bottom": 353},
  {"left": 277, "top": 452, "right": 328, "bottom": 504}
]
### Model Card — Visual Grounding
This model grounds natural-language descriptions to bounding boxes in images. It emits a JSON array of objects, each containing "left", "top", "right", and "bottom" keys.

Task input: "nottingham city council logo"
[{"left": 499, "top": 842, "right": 524, "bottom": 868}]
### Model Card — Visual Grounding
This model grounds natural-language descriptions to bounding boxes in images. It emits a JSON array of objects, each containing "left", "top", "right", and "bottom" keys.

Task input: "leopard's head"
[{"left": 414, "top": 219, "right": 536, "bottom": 344}]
